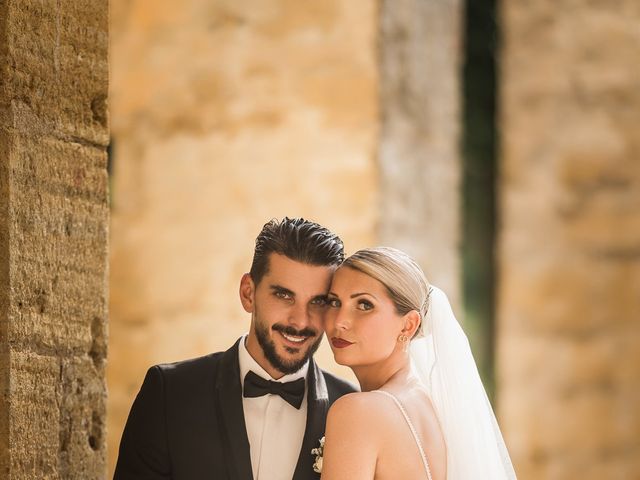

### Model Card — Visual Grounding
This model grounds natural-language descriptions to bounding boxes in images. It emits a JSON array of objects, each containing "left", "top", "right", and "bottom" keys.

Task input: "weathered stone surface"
[
  {"left": 0, "top": 133, "right": 11, "bottom": 480},
  {"left": 108, "top": 0, "right": 378, "bottom": 473},
  {"left": 498, "top": 0, "right": 640, "bottom": 478},
  {"left": 10, "top": 351, "right": 105, "bottom": 478},
  {"left": 0, "top": 0, "right": 109, "bottom": 478},
  {"left": 2, "top": 0, "right": 108, "bottom": 146},
  {"left": 378, "top": 0, "right": 464, "bottom": 307}
]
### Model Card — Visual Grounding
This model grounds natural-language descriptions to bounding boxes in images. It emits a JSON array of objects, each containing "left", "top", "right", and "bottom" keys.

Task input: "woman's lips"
[{"left": 331, "top": 337, "right": 353, "bottom": 349}]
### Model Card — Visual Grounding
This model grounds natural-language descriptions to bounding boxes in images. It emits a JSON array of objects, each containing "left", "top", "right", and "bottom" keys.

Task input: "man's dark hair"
[{"left": 249, "top": 217, "right": 344, "bottom": 285}]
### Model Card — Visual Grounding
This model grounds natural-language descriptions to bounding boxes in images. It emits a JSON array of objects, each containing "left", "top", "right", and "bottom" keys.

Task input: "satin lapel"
[
  {"left": 215, "top": 339, "right": 253, "bottom": 480},
  {"left": 293, "top": 359, "right": 328, "bottom": 480}
]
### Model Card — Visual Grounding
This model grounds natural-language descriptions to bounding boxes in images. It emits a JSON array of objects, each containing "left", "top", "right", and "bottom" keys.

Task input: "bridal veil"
[{"left": 410, "top": 286, "right": 517, "bottom": 480}]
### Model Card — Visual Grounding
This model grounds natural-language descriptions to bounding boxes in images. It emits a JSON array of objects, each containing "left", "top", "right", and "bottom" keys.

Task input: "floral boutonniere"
[{"left": 311, "top": 436, "right": 325, "bottom": 474}]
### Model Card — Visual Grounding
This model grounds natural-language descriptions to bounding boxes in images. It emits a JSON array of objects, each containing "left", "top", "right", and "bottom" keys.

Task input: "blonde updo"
[{"left": 342, "top": 247, "right": 431, "bottom": 338}]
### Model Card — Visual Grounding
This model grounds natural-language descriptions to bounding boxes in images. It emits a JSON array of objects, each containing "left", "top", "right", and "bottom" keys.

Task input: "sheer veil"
[{"left": 409, "top": 286, "right": 517, "bottom": 479}]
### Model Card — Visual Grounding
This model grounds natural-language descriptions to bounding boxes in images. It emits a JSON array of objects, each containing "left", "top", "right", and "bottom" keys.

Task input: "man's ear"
[
  {"left": 239, "top": 273, "right": 256, "bottom": 313},
  {"left": 401, "top": 310, "right": 421, "bottom": 339}
]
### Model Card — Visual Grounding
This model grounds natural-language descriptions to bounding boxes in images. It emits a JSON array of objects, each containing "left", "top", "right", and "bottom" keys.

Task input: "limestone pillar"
[
  {"left": 378, "top": 0, "right": 464, "bottom": 307},
  {"left": 0, "top": 1, "right": 109, "bottom": 478},
  {"left": 499, "top": 1, "right": 640, "bottom": 478}
]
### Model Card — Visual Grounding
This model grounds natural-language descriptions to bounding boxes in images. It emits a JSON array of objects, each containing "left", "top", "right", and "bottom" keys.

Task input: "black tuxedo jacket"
[{"left": 114, "top": 338, "right": 356, "bottom": 479}]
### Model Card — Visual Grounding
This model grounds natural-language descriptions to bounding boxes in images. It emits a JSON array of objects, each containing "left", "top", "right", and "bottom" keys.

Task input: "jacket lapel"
[
  {"left": 293, "top": 359, "right": 329, "bottom": 479},
  {"left": 214, "top": 339, "right": 254, "bottom": 480}
]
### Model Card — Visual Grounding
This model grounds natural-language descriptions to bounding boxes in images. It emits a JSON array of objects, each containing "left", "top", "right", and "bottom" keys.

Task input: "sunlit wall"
[{"left": 108, "top": 0, "right": 379, "bottom": 474}]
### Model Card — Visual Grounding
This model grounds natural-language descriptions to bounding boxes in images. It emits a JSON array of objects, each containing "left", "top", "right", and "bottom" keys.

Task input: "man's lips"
[
  {"left": 278, "top": 331, "right": 309, "bottom": 345},
  {"left": 331, "top": 337, "right": 353, "bottom": 349},
  {"left": 272, "top": 325, "right": 317, "bottom": 348}
]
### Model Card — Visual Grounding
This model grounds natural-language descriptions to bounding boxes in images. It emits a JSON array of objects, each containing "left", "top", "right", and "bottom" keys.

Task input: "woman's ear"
[
  {"left": 239, "top": 273, "right": 255, "bottom": 313},
  {"left": 401, "top": 310, "right": 421, "bottom": 339}
]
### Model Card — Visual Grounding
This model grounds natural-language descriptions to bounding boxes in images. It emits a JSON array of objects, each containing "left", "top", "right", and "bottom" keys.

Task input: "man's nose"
[{"left": 287, "top": 301, "right": 311, "bottom": 328}]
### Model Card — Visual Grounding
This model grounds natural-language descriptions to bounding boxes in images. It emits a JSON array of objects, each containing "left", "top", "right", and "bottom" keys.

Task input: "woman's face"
[{"left": 324, "top": 266, "right": 405, "bottom": 367}]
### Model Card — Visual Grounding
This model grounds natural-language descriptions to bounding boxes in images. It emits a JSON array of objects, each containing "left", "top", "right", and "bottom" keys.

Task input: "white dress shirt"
[{"left": 238, "top": 335, "right": 309, "bottom": 480}]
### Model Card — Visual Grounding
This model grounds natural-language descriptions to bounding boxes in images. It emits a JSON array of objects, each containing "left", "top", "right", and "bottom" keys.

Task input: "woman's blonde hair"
[{"left": 342, "top": 246, "right": 431, "bottom": 338}]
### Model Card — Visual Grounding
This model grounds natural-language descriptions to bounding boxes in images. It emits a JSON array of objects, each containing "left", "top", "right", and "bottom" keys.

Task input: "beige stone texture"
[
  {"left": 0, "top": 134, "right": 10, "bottom": 479},
  {"left": 108, "top": 0, "right": 378, "bottom": 474},
  {"left": 499, "top": 1, "right": 640, "bottom": 478},
  {"left": 378, "top": 0, "right": 464, "bottom": 308},
  {"left": 0, "top": 0, "right": 109, "bottom": 478}
]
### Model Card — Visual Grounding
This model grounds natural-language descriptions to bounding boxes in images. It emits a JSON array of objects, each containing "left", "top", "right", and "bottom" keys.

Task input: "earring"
[{"left": 398, "top": 334, "right": 409, "bottom": 352}]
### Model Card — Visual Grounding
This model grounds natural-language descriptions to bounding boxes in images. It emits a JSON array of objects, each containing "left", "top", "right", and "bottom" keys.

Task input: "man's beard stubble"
[{"left": 254, "top": 309, "right": 323, "bottom": 375}]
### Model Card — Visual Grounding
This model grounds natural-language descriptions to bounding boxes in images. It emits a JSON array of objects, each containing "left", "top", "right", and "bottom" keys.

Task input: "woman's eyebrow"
[{"left": 350, "top": 292, "right": 377, "bottom": 300}]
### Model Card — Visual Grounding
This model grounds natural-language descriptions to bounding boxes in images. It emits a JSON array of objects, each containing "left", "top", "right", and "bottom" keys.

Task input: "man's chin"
[
  {"left": 255, "top": 326, "right": 323, "bottom": 375},
  {"left": 275, "top": 343, "right": 310, "bottom": 364},
  {"left": 270, "top": 336, "right": 322, "bottom": 373}
]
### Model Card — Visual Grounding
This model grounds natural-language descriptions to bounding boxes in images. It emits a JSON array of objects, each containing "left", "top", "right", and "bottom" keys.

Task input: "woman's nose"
[{"left": 332, "top": 308, "right": 350, "bottom": 331}]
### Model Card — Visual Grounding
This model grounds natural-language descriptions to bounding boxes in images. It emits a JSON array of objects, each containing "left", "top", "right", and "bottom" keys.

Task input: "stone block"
[
  {"left": 10, "top": 351, "right": 105, "bottom": 480},
  {"left": 3, "top": 0, "right": 108, "bottom": 146}
]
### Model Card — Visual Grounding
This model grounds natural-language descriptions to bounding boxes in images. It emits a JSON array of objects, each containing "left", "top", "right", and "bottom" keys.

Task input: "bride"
[{"left": 320, "top": 247, "right": 516, "bottom": 479}]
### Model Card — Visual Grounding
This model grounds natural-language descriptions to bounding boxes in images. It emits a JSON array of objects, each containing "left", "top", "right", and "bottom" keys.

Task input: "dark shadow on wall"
[
  {"left": 107, "top": 138, "right": 114, "bottom": 207},
  {"left": 462, "top": 0, "right": 498, "bottom": 401}
]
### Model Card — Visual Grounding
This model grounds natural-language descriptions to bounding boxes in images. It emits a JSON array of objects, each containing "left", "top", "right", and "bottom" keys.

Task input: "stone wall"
[
  {"left": 498, "top": 1, "right": 640, "bottom": 478},
  {"left": 378, "top": 0, "right": 464, "bottom": 308},
  {"left": 0, "top": 1, "right": 109, "bottom": 479},
  {"left": 108, "top": 0, "right": 378, "bottom": 473}
]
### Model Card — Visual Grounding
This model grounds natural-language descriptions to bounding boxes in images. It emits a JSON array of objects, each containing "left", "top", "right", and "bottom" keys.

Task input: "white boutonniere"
[{"left": 311, "top": 436, "right": 325, "bottom": 473}]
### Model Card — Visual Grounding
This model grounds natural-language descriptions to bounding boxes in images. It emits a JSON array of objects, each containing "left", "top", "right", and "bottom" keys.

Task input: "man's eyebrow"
[{"left": 269, "top": 284, "right": 295, "bottom": 296}]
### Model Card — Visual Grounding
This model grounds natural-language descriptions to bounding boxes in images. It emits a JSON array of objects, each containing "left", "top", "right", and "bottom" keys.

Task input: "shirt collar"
[{"left": 238, "top": 334, "right": 309, "bottom": 390}]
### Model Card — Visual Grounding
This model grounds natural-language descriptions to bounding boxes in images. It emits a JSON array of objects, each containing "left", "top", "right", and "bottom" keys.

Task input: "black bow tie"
[{"left": 243, "top": 371, "right": 306, "bottom": 409}]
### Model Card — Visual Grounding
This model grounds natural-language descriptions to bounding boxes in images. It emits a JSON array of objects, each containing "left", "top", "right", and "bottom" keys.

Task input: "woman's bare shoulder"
[
  {"left": 322, "top": 392, "right": 400, "bottom": 479},
  {"left": 326, "top": 391, "right": 404, "bottom": 442},
  {"left": 328, "top": 391, "right": 399, "bottom": 422}
]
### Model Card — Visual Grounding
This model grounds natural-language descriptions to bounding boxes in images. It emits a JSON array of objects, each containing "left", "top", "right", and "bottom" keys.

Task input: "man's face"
[{"left": 241, "top": 253, "right": 335, "bottom": 379}]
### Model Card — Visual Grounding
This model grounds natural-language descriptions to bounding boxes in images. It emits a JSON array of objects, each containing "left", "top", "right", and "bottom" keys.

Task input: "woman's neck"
[{"left": 352, "top": 353, "right": 412, "bottom": 392}]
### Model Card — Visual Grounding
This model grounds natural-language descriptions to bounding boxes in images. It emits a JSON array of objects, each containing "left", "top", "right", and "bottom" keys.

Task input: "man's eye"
[
  {"left": 310, "top": 297, "right": 327, "bottom": 306},
  {"left": 275, "top": 291, "right": 291, "bottom": 299},
  {"left": 357, "top": 300, "right": 373, "bottom": 311},
  {"left": 327, "top": 298, "right": 341, "bottom": 308}
]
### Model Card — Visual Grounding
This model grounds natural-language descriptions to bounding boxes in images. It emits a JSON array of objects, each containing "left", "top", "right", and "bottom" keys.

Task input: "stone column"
[
  {"left": 0, "top": 1, "right": 109, "bottom": 479},
  {"left": 378, "top": 0, "right": 464, "bottom": 307},
  {"left": 499, "top": 1, "right": 640, "bottom": 478}
]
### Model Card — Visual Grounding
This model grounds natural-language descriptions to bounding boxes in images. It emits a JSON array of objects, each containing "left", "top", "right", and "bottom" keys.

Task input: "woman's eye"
[{"left": 357, "top": 300, "right": 374, "bottom": 311}]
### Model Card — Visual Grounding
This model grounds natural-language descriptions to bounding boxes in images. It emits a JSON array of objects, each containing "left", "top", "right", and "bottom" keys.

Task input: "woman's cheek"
[{"left": 322, "top": 309, "right": 336, "bottom": 333}]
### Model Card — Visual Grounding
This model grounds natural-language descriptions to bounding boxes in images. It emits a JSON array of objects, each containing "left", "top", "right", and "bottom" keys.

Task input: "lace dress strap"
[{"left": 372, "top": 390, "right": 433, "bottom": 480}]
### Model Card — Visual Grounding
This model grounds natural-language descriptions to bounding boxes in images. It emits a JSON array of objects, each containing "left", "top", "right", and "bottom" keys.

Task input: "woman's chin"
[{"left": 332, "top": 352, "right": 355, "bottom": 367}]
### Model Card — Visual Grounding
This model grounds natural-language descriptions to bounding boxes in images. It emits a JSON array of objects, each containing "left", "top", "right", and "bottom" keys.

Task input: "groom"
[{"left": 114, "top": 217, "right": 356, "bottom": 479}]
